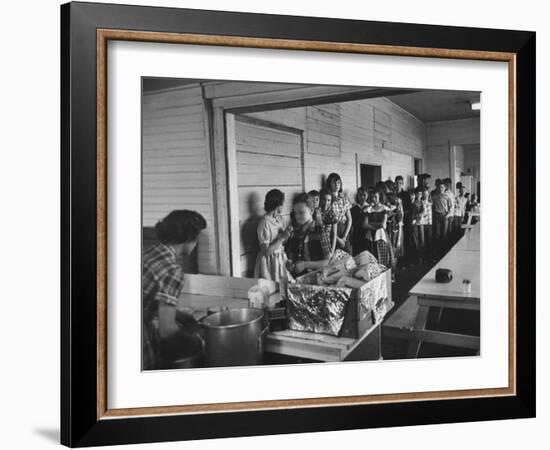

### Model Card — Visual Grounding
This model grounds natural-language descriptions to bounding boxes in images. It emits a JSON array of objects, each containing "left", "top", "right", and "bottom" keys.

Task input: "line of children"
[{"left": 253, "top": 172, "right": 478, "bottom": 281}]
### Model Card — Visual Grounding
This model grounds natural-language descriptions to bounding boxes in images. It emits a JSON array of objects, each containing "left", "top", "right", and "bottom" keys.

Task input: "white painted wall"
[
  {"left": 245, "top": 96, "right": 426, "bottom": 199},
  {"left": 141, "top": 84, "right": 218, "bottom": 274},
  {"left": 142, "top": 83, "right": 428, "bottom": 275},
  {"left": 425, "top": 117, "right": 480, "bottom": 184}
]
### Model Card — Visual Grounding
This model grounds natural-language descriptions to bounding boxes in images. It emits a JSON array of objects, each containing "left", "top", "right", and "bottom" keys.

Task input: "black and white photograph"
[
  {"left": 53, "top": 1, "right": 537, "bottom": 446},
  {"left": 141, "top": 78, "right": 481, "bottom": 371}
]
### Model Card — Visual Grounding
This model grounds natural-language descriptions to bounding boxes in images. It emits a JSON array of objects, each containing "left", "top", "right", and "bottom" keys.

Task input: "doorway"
[
  {"left": 414, "top": 158, "right": 423, "bottom": 175},
  {"left": 360, "top": 164, "right": 382, "bottom": 189},
  {"left": 229, "top": 114, "right": 304, "bottom": 278}
]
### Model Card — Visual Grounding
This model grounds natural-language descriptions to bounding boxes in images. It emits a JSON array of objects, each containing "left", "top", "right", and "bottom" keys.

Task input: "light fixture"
[{"left": 470, "top": 101, "right": 481, "bottom": 111}]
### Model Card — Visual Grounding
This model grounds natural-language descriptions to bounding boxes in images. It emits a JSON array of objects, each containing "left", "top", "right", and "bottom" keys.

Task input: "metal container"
[
  {"left": 158, "top": 332, "right": 204, "bottom": 370},
  {"left": 201, "top": 308, "right": 267, "bottom": 367}
]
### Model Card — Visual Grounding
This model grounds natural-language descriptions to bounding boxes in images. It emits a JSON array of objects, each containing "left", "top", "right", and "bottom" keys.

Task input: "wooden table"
[
  {"left": 265, "top": 301, "right": 393, "bottom": 363},
  {"left": 453, "top": 223, "right": 480, "bottom": 252},
  {"left": 410, "top": 249, "right": 480, "bottom": 310},
  {"left": 384, "top": 224, "right": 480, "bottom": 357},
  {"left": 177, "top": 273, "right": 392, "bottom": 364}
]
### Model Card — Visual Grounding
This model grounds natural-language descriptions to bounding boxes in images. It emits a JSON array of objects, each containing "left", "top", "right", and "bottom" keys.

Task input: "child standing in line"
[
  {"left": 318, "top": 188, "right": 338, "bottom": 256},
  {"left": 350, "top": 187, "right": 371, "bottom": 255},
  {"left": 254, "top": 189, "right": 292, "bottom": 282},
  {"left": 410, "top": 187, "right": 425, "bottom": 264},
  {"left": 421, "top": 186, "right": 433, "bottom": 259},
  {"left": 466, "top": 193, "right": 480, "bottom": 225},
  {"left": 307, "top": 190, "right": 323, "bottom": 227}
]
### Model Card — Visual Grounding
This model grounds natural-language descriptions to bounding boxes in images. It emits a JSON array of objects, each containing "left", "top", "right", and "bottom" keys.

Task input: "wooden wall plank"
[
  {"left": 142, "top": 85, "right": 217, "bottom": 274},
  {"left": 234, "top": 117, "right": 303, "bottom": 277}
]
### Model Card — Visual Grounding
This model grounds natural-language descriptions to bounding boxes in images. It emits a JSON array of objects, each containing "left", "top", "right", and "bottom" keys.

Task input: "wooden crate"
[
  {"left": 178, "top": 274, "right": 281, "bottom": 314},
  {"left": 290, "top": 269, "right": 392, "bottom": 338}
]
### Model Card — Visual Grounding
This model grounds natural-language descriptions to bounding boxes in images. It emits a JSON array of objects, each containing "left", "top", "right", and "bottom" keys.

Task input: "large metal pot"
[{"left": 201, "top": 308, "right": 267, "bottom": 367}]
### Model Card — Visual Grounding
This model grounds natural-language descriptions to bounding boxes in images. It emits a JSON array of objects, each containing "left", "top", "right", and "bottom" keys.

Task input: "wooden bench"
[{"left": 383, "top": 295, "right": 479, "bottom": 358}]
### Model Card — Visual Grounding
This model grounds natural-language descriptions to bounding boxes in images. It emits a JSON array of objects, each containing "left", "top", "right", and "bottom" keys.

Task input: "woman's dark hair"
[
  {"left": 293, "top": 192, "right": 311, "bottom": 207},
  {"left": 308, "top": 189, "right": 320, "bottom": 198},
  {"left": 386, "top": 192, "right": 398, "bottom": 206},
  {"left": 375, "top": 181, "right": 387, "bottom": 193},
  {"left": 319, "top": 187, "right": 331, "bottom": 198},
  {"left": 155, "top": 210, "right": 207, "bottom": 244},
  {"left": 264, "top": 189, "right": 285, "bottom": 213},
  {"left": 369, "top": 190, "right": 381, "bottom": 202},
  {"left": 326, "top": 172, "right": 343, "bottom": 194},
  {"left": 385, "top": 179, "right": 397, "bottom": 194}
]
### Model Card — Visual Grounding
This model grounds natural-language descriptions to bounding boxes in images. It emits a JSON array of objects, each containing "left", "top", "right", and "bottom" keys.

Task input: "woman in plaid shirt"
[
  {"left": 142, "top": 210, "right": 207, "bottom": 370},
  {"left": 326, "top": 172, "right": 352, "bottom": 254},
  {"left": 285, "top": 193, "right": 333, "bottom": 276}
]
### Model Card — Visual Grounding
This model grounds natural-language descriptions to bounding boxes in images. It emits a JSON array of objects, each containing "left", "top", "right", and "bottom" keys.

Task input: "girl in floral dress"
[{"left": 254, "top": 189, "right": 292, "bottom": 282}]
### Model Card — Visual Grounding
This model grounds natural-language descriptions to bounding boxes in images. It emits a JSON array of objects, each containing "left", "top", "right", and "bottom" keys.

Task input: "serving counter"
[{"left": 176, "top": 272, "right": 392, "bottom": 365}]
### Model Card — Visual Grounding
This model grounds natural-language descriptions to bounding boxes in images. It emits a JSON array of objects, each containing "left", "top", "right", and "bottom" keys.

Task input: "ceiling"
[
  {"left": 387, "top": 90, "right": 481, "bottom": 122},
  {"left": 143, "top": 77, "right": 480, "bottom": 123},
  {"left": 142, "top": 77, "right": 207, "bottom": 92}
]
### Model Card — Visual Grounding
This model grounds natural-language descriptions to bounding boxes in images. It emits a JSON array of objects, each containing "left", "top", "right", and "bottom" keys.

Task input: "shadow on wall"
[{"left": 240, "top": 192, "right": 263, "bottom": 278}]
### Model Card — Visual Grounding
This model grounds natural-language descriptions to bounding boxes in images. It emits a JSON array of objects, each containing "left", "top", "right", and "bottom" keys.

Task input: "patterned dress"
[
  {"left": 254, "top": 214, "right": 288, "bottom": 282},
  {"left": 366, "top": 206, "right": 396, "bottom": 271},
  {"left": 331, "top": 193, "right": 352, "bottom": 253}
]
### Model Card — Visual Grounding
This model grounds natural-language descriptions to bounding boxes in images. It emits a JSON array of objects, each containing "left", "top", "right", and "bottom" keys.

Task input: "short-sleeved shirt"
[
  {"left": 331, "top": 193, "right": 352, "bottom": 224},
  {"left": 443, "top": 190, "right": 455, "bottom": 216},
  {"left": 257, "top": 214, "right": 284, "bottom": 252},
  {"left": 454, "top": 194, "right": 468, "bottom": 217},
  {"left": 420, "top": 200, "right": 433, "bottom": 225},
  {"left": 432, "top": 192, "right": 453, "bottom": 215},
  {"left": 285, "top": 222, "right": 332, "bottom": 263},
  {"left": 142, "top": 243, "right": 185, "bottom": 322}
]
